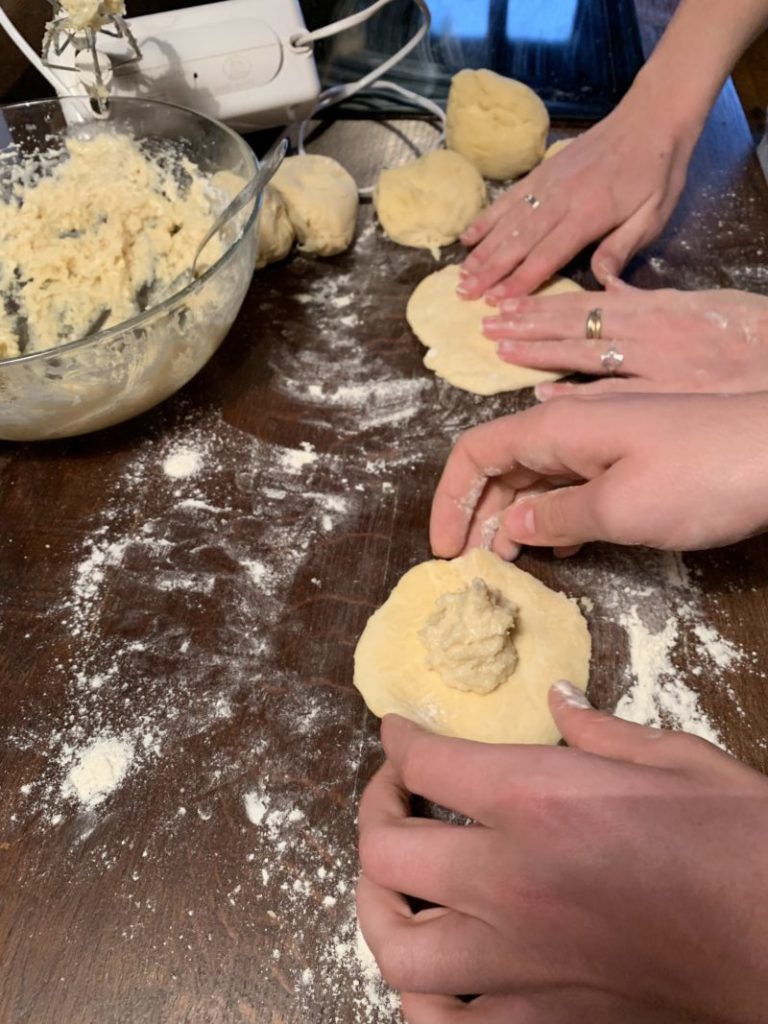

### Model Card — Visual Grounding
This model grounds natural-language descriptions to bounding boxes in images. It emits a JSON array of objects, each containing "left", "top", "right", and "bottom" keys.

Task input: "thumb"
[
  {"left": 500, "top": 482, "right": 608, "bottom": 549},
  {"left": 549, "top": 680, "right": 674, "bottom": 767},
  {"left": 591, "top": 210, "right": 652, "bottom": 284}
]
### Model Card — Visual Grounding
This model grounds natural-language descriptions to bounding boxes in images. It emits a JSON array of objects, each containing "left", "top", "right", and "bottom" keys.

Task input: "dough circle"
[
  {"left": 407, "top": 264, "right": 583, "bottom": 395},
  {"left": 373, "top": 149, "right": 487, "bottom": 256},
  {"left": 446, "top": 69, "right": 550, "bottom": 180},
  {"left": 271, "top": 154, "right": 358, "bottom": 257},
  {"left": 354, "top": 549, "right": 591, "bottom": 745}
]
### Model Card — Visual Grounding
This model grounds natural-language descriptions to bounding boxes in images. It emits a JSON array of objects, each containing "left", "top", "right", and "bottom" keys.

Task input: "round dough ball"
[
  {"left": 446, "top": 68, "right": 550, "bottom": 180},
  {"left": 544, "top": 137, "right": 576, "bottom": 161},
  {"left": 407, "top": 264, "right": 583, "bottom": 395},
  {"left": 255, "top": 185, "right": 294, "bottom": 269},
  {"left": 271, "top": 154, "right": 358, "bottom": 257},
  {"left": 373, "top": 149, "right": 487, "bottom": 257},
  {"left": 354, "top": 548, "right": 591, "bottom": 744}
]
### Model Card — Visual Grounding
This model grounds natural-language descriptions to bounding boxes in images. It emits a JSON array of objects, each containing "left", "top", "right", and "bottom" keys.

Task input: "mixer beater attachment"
[{"left": 42, "top": 1, "right": 141, "bottom": 115}]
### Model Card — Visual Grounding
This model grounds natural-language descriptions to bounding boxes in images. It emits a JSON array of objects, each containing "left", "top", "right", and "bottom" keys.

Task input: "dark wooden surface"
[{"left": 3, "top": 11, "right": 768, "bottom": 1024}]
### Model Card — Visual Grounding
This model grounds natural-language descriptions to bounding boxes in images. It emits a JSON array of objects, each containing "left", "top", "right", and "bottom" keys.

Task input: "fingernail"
[
  {"left": 458, "top": 263, "right": 472, "bottom": 277},
  {"left": 487, "top": 287, "right": 505, "bottom": 301},
  {"left": 505, "top": 503, "right": 536, "bottom": 539},
  {"left": 457, "top": 276, "right": 478, "bottom": 296},
  {"left": 534, "top": 382, "right": 554, "bottom": 401},
  {"left": 482, "top": 316, "right": 503, "bottom": 330},
  {"left": 462, "top": 228, "right": 478, "bottom": 243},
  {"left": 551, "top": 680, "right": 592, "bottom": 709},
  {"left": 500, "top": 299, "right": 521, "bottom": 312}
]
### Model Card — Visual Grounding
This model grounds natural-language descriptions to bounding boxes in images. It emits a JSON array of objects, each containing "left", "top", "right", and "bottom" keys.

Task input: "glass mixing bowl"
[{"left": 0, "top": 96, "right": 259, "bottom": 441}]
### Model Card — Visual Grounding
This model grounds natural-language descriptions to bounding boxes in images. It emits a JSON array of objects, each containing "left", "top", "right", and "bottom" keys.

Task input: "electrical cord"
[{"left": 293, "top": 0, "right": 442, "bottom": 195}]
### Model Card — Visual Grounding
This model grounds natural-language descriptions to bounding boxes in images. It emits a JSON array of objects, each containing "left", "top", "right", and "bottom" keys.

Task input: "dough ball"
[
  {"left": 407, "top": 264, "right": 583, "bottom": 395},
  {"left": 373, "top": 149, "right": 487, "bottom": 257},
  {"left": 271, "top": 154, "right": 358, "bottom": 257},
  {"left": 446, "top": 68, "right": 550, "bottom": 180},
  {"left": 255, "top": 185, "right": 295, "bottom": 269},
  {"left": 421, "top": 578, "right": 518, "bottom": 694},
  {"left": 354, "top": 548, "right": 591, "bottom": 744},
  {"left": 544, "top": 137, "right": 576, "bottom": 161}
]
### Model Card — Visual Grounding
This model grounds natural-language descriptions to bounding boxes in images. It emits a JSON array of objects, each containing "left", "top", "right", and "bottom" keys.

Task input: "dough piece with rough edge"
[
  {"left": 354, "top": 548, "right": 591, "bottom": 745},
  {"left": 446, "top": 69, "right": 549, "bottom": 180},
  {"left": 373, "top": 149, "right": 487, "bottom": 258},
  {"left": 255, "top": 185, "right": 295, "bottom": 268},
  {"left": 271, "top": 154, "right": 358, "bottom": 257},
  {"left": 407, "top": 264, "right": 583, "bottom": 395}
]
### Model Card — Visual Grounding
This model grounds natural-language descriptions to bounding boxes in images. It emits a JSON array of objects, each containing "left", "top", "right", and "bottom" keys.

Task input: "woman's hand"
[
  {"left": 357, "top": 687, "right": 768, "bottom": 1023},
  {"left": 429, "top": 392, "right": 768, "bottom": 559},
  {"left": 481, "top": 279, "right": 768, "bottom": 398},
  {"left": 456, "top": 80, "right": 699, "bottom": 302}
]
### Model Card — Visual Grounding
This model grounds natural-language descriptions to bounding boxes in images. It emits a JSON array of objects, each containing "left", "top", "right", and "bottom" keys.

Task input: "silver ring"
[
  {"left": 600, "top": 348, "right": 624, "bottom": 375},
  {"left": 585, "top": 308, "right": 603, "bottom": 341},
  {"left": 523, "top": 194, "right": 541, "bottom": 209}
]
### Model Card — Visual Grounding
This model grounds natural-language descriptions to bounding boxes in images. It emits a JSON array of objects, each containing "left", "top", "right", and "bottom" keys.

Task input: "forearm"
[{"left": 628, "top": 0, "right": 768, "bottom": 134}]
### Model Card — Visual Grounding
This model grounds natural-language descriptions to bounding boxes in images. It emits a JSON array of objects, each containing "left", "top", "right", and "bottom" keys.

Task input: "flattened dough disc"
[
  {"left": 354, "top": 549, "right": 591, "bottom": 744},
  {"left": 406, "top": 264, "right": 583, "bottom": 395}
]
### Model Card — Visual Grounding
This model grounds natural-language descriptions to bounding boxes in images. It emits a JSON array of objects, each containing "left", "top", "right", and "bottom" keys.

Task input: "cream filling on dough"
[{"left": 354, "top": 548, "right": 591, "bottom": 745}]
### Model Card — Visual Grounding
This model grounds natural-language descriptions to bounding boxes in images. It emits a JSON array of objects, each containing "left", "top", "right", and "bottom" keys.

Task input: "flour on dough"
[
  {"left": 406, "top": 264, "right": 583, "bottom": 395},
  {"left": 354, "top": 548, "right": 591, "bottom": 745}
]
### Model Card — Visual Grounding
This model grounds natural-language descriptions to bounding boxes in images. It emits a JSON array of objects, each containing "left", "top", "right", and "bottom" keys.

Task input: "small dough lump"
[
  {"left": 354, "top": 548, "right": 591, "bottom": 744},
  {"left": 407, "top": 264, "right": 584, "bottom": 395},
  {"left": 271, "top": 154, "right": 358, "bottom": 257},
  {"left": 446, "top": 69, "right": 549, "bottom": 180},
  {"left": 543, "top": 138, "right": 576, "bottom": 161},
  {"left": 421, "top": 577, "right": 518, "bottom": 694},
  {"left": 211, "top": 172, "right": 294, "bottom": 269},
  {"left": 373, "top": 149, "right": 487, "bottom": 257},
  {"left": 255, "top": 185, "right": 295, "bottom": 268}
]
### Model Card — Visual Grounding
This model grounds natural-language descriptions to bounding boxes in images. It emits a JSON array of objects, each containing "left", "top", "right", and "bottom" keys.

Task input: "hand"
[
  {"left": 481, "top": 278, "right": 768, "bottom": 397},
  {"left": 429, "top": 392, "right": 768, "bottom": 558},
  {"left": 357, "top": 686, "right": 768, "bottom": 1023},
  {"left": 456, "top": 81, "right": 698, "bottom": 302}
]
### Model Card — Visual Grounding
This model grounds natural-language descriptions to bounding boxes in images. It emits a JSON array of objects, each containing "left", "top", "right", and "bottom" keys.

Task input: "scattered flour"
[
  {"left": 162, "top": 447, "right": 204, "bottom": 479},
  {"left": 62, "top": 735, "right": 135, "bottom": 809}
]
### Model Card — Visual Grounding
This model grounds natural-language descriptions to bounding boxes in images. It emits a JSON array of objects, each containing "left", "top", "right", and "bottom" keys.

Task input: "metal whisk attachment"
[{"left": 42, "top": 1, "right": 142, "bottom": 116}]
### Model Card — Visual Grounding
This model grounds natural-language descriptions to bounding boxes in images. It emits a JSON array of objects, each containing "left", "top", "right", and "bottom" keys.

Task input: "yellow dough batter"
[
  {"left": 406, "top": 264, "right": 584, "bottom": 395},
  {"left": 354, "top": 549, "right": 591, "bottom": 744},
  {"left": 0, "top": 129, "right": 226, "bottom": 359}
]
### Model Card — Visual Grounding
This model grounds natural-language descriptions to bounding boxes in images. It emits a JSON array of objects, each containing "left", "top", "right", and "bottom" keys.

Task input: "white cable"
[
  {"left": 291, "top": 0, "right": 408, "bottom": 48},
  {"left": 294, "top": 0, "right": 441, "bottom": 195},
  {"left": 0, "top": 3, "right": 72, "bottom": 97}
]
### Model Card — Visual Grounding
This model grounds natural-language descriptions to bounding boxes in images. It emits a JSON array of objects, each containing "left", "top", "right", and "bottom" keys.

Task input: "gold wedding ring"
[{"left": 585, "top": 308, "right": 603, "bottom": 341}]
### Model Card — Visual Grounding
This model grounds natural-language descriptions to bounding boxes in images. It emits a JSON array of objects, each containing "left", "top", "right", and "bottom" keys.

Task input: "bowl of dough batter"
[{"left": 0, "top": 96, "right": 260, "bottom": 440}]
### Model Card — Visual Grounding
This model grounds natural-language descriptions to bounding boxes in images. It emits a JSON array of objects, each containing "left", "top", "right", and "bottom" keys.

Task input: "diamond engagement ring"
[
  {"left": 600, "top": 348, "right": 624, "bottom": 375},
  {"left": 585, "top": 308, "right": 603, "bottom": 340},
  {"left": 523, "top": 194, "right": 541, "bottom": 209}
]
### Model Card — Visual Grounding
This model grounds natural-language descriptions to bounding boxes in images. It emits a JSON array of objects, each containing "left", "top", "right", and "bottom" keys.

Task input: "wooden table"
[{"left": 2, "top": 14, "right": 768, "bottom": 1024}]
